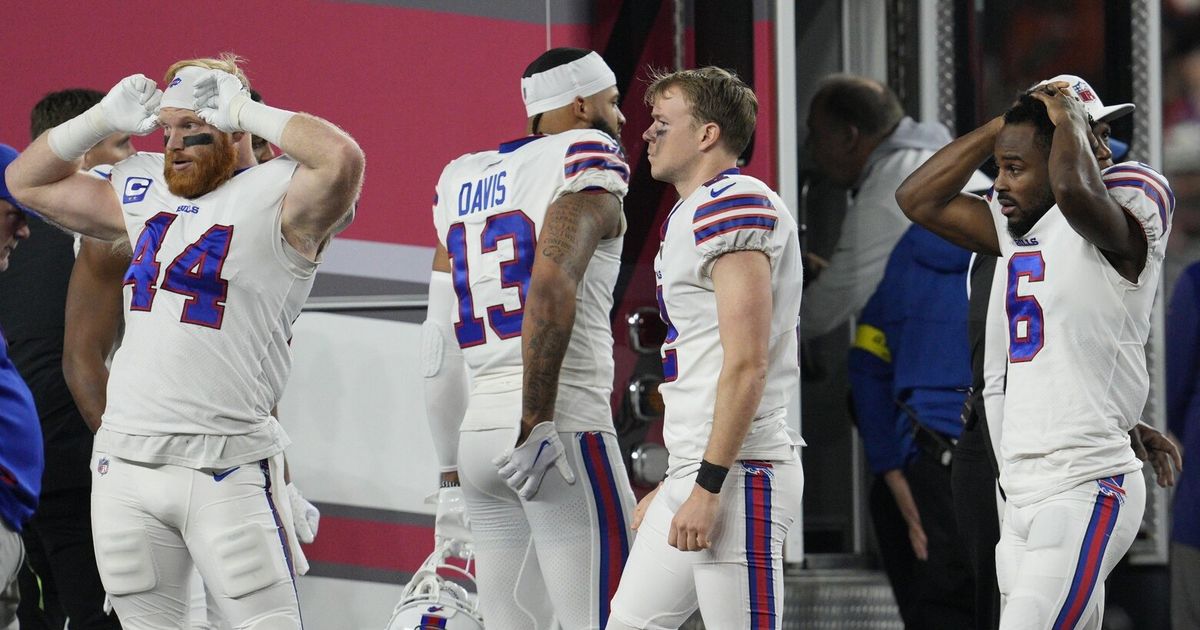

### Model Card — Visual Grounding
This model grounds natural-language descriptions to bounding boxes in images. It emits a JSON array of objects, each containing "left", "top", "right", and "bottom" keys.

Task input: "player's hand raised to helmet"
[
  {"left": 100, "top": 74, "right": 162, "bottom": 135},
  {"left": 1030, "top": 83, "right": 1089, "bottom": 128},
  {"left": 193, "top": 69, "right": 251, "bottom": 133}
]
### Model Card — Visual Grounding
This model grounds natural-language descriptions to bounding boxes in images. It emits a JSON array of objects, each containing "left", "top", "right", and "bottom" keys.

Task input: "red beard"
[{"left": 163, "top": 136, "right": 237, "bottom": 198}]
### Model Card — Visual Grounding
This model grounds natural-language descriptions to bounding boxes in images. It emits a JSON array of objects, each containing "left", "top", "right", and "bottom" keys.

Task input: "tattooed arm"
[{"left": 517, "top": 190, "right": 622, "bottom": 444}]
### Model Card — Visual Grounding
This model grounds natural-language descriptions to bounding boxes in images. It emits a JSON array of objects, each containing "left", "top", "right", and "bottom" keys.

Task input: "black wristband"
[{"left": 695, "top": 459, "right": 729, "bottom": 494}]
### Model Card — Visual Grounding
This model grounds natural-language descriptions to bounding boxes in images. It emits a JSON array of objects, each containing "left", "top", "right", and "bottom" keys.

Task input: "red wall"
[{"left": 1, "top": 1, "right": 589, "bottom": 247}]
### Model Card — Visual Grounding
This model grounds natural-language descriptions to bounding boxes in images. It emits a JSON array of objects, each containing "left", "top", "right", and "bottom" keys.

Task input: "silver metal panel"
[{"left": 1129, "top": 0, "right": 1170, "bottom": 566}]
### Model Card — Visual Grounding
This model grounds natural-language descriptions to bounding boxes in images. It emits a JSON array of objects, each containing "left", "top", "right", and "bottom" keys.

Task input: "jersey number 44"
[{"left": 124, "top": 212, "right": 233, "bottom": 330}]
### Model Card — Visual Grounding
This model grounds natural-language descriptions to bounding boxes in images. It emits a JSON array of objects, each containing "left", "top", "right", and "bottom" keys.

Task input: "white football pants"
[
  {"left": 459, "top": 428, "right": 636, "bottom": 630},
  {"left": 607, "top": 453, "right": 803, "bottom": 630},
  {"left": 996, "top": 470, "right": 1145, "bottom": 630},
  {"left": 91, "top": 452, "right": 302, "bottom": 629}
]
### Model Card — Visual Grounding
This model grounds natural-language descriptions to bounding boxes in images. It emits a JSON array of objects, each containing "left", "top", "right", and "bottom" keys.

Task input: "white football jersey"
[
  {"left": 991, "top": 161, "right": 1172, "bottom": 506},
  {"left": 654, "top": 170, "right": 803, "bottom": 474},
  {"left": 98, "top": 154, "right": 316, "bottom": 468},
  {"left": 432, "top": 129, "right": 629, "bottom": 433}
]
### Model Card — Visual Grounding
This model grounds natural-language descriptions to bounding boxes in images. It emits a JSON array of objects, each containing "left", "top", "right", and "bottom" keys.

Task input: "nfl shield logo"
[
  {"left": 97, "top": 457, "right": 109, "bottom": 476},
  {"left": 1073, "top": 82, "right": 1097, "bottom": 103}
]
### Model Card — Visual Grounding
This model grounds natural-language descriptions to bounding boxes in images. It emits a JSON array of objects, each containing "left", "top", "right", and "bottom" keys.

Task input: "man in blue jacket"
[
  {"left": 848, "top": 223, "right": 974, "bottom": 628},
  {"left": 0, "top": 143, "right": 44, "bottom": 627},
  {"left": 1167, "top": 261, "right": 1200, "bottom": 629}
]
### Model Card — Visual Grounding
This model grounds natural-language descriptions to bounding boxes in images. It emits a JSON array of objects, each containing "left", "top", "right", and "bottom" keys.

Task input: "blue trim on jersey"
[
  {"left": 702, "top": 167, "right": 741, "bottom": 187},
  {"left": 693, "top": 194, "right": 775, "bottom": 222},
  {"left": 693, "top": 216, "right": 777, "bottom": 244},
  {"left": 497, "top": 135, "right": 546, "bottom": 153},
  {"left": 565, "top": 141, "right": 619, "bottom": 157},
  {"left": 1105, "top": 178, "right": 1170, "bottom": 226},
  {"left": 564, "top": 157, "right": 629, "bottom": 181},
  {"left": 1105, "top": 163, "right": 1174, "bottom": 204}
]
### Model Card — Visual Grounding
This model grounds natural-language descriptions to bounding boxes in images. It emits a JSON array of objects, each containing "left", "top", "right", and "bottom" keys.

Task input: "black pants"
[
  {"left": 871, "top": 450, "right": 975, "bottom": 630},
  {"left": 18, "top": 486, "right": 119, "bottom": 629},
  {"left": 950, "top": 423, "right": 1001, "bottom": 630}
]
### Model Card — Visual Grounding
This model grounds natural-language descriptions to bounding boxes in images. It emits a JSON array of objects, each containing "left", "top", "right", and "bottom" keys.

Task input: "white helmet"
[{"left": 385, "top": 545, "right": 484, "bottom": 630}]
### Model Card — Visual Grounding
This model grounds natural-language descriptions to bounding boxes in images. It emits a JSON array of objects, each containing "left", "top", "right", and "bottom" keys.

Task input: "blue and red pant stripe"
[
  {"left": 743, "top": 461, "right": 777, "bottom": 630},
  {"left": 578, "top": 432, "right": 630, "bottom": 628},
  {"left": 1052, "top": 474, "right": 1124, "bottom": 629}
]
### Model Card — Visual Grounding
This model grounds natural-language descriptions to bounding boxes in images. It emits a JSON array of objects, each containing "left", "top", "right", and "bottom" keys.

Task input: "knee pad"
[
  {"left": 205, "top": 522, "right": 290, "bottom": 599},
  {"left": 94, "top": 527, "right": 157, "bottom": 595}
]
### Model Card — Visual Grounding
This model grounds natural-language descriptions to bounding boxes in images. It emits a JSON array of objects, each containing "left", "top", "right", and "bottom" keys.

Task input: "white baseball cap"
[{"left": 1038, "top": 74, "right": 1135, "bottom": 123}]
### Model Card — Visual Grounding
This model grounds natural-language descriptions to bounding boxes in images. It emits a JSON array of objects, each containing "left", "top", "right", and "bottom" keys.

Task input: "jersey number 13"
[{"left": 446, "top": 210, "right": 536, "bottom": 348}]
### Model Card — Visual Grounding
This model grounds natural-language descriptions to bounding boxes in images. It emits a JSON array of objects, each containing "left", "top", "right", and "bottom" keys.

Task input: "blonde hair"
[
  {"left": 164, "top": 52, "right": 250, "bottom": 89},
  {"left": 644, "top": 66, "right": 757, "bottom": 156}
]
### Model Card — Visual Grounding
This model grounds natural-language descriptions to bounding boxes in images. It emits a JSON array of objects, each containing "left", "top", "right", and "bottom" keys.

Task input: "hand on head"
[
  {"left": 101, "top": 74, "right": 163, "bottom": 135},
  {"left": 1029, "top": 81, "right": 1090, "bottom": 128},
  {"left": 192, "top": 70, "right": 252, "bottom": 133}
]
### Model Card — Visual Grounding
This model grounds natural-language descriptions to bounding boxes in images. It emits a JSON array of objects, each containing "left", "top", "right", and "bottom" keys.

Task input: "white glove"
[
  {"left": 428, "top": 486, "right": 472, "bottom": 557},
  {"left": 192, "top": 69, "right": 251, "bottom": 133},
  {"left": 493, "top": 422, "right": 576, "bottom": 501},
  {"left": 100, "top": 74, "right": 162, "bottom": 134},
  {"left": 286, "top": 483, "right": 320, "bottom": 544},
  {"left": 48, "top": 74, "right": 161, "bottom": 161}
]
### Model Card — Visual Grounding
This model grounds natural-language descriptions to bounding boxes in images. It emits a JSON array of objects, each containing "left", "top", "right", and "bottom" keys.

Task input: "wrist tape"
[
  {"left": 696, "top": 459, "right": 729, "bottom": 494},
  {"left": 47, "top": 105, "right": 114, "bottom": 161},
  {"left": 234, "top": 98, "right": 294, "bottom": 147}
]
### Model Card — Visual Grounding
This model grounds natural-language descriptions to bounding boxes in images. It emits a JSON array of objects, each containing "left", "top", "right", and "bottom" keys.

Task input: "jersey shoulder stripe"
[
  {"left": 1104, "top": 176, "right": 1170, "bottom": 226},
  {"left": 564, "top": 156, "right": 629, "bottom": 182},
  {"left": 566, "top": 141, "right": 620, "bottom": 157},
  {"left": 694, "top": 215, "right": 777, "bottom": 245},
  {"left": 693, "top": 194, "right": 775, "bottom": 222},
  {"left": 1103, "top": 163, "right": 1175, "bottom": 212}
]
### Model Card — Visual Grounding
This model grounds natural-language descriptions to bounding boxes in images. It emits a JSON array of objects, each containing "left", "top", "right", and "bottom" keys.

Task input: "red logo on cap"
[{"left": 1074, "top": 82, "right": 1097, "bottom": 103}]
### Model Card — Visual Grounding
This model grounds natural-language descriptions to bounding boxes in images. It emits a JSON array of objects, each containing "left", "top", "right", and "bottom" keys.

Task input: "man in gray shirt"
[{"left": 803, "top": 75, "right": 991, "bottom": 340}]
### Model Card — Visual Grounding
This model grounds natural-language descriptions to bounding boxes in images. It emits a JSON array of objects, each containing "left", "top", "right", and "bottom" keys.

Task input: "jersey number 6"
[
  {"left": 445, "top": 210, "right": 536, "bottom": 348},
  {"left": 1005, "top": 251, "right": 1045, "bottom": 362},
  {"left": 124, "top": 212, "right": 233, "bottom": 329}
]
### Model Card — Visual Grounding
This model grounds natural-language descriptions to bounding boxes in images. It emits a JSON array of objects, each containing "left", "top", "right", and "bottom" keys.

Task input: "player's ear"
[
  {"left": 231, "top": 131, "right": 246, "bottom": 143},
  {"left": 843, "top": 124, "right": 861, "bottom": 149},
  {"left": 571, "top": 96, "right": 589, "bottom": 123},
  {"left": 698, "top": 122, "right": 722, "bottom": 152}
]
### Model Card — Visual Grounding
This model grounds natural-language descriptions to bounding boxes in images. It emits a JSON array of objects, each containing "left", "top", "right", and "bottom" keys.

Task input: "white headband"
[
  {"left": 160, "top": 66, "right": 207, "bottom": 110},
  {"left": 521, "top": 51, "right": 616, "bottom": 117}
]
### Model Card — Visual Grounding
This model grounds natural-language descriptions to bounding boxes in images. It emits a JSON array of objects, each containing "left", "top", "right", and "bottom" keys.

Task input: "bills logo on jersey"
[
  {"left": 1014, "top": 237, "right": 1039, "bottom": 246},
  {"left": 168, "top": 77, "right": 182, "bottom": 88},
  {"left": 96, "top": 457, "right": 110, "bottom": 476},
  {"left": 123, "top": 177, "right": 152, "bottom": 203},
  {"left": 176, "top": 204, "right": 200, "bottom": 214},
  {"left": 1072, "top": 81, "right": 1097, "bottom": 103}
]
